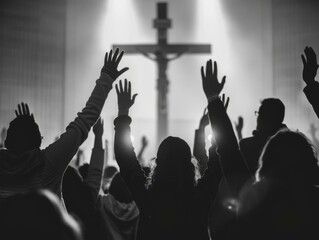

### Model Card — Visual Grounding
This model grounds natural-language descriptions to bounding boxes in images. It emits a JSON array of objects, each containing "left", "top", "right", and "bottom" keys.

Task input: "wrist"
[
  {"left": 118, "top": 109, "right": 129, "bottom": 116},
  {"left": 207, "top": 95, "right": 220, "bottom": 104}
]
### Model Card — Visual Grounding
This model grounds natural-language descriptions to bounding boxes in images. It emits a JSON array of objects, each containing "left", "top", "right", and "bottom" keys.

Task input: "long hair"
[
  {"left": 256, "top": 129, "right": 319, "bottom": 184},
  {"left": 147, "top": 137, "right": 199, "bottom": 192}
]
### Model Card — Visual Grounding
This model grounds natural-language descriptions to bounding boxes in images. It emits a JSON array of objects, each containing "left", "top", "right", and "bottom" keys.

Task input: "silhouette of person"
[
  {"left": 0, "top": 189, "right": 83, "bottom": 240},
  {"left": 0, "top": 48, "right": 128, "bottom": 202},
  {"left": 113, "top": 79, "right": 221, "bottom": 240},
  {"left": 239, "top": 98, "right": 288, "bottom": 176}
]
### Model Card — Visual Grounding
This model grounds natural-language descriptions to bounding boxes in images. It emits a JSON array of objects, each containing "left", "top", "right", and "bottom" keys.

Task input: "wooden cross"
[{"left": 113, "top": 2, "right": 211, "bottom": 145}]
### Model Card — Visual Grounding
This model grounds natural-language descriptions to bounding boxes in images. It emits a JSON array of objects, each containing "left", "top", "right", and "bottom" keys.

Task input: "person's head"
[
  {"left": 78, "top": 163, "right": 89, "bottom": 180},
  {"left": 149, "top": 136, "right": 198, "bottom": 191},
  {"left": 5, "top": 115, "right": 42, "bottom": 154},
  {"left": 0, "top": 189, "right": 83, "bottom": 240},
  {"left": 102, "top": 166, "right": 118, "bottom": 193},
  {"left": 256, "top": 129, "right": 319, "bottom": 184},
  {"left": 108, "top": 172, "right": 134, "bottom": 203},
  {"left": 256, "top": 98, "right": 285, "bottom": 133}
]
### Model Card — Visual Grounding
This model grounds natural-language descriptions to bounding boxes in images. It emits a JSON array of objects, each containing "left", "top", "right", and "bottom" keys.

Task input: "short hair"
[{"left": 258, "top": 98, "right": 285, "bottom": 124}]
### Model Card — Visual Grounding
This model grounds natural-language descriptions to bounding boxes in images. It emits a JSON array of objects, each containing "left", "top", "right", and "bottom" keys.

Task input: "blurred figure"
[
  {"left": 114, "top": 79, "right": 220, "bottom": 240},
  {"left": 0, "top": 189, "right": 83, "bottom": 240},
  {"left": 240, "top": 98, "right": 288, "bottom": 176}
]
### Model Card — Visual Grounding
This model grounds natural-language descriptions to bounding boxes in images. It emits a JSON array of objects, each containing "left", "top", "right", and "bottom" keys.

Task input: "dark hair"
[
  {"left": 103, "top": 166, "right": 118, "bottom": 179},
  {"left": 258, "top": 98, "right": 285, "bottom": 125},
  {"left": 0, "top": 189, "right": 83, "bottom": 240},
  {"left": 148, "top": 136, "right": 198, "bottom": 190},
  {"left": 256, "top": 129, "right": 319, "bottom": 184},
  {"left": 5, "top": 116, "right": 41, "bottom": 154},
  {"left": 78, "top": 163, "right": 89, "bottom": 180}
]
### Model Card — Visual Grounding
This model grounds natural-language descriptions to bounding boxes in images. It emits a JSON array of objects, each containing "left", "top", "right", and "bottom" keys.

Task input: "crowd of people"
[{"left": 0, "top": 45, "right": 319, "bottom": 240}]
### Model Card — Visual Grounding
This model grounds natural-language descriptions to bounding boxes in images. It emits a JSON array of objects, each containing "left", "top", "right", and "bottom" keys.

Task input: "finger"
[
  {"left": 115, "top": 84, "right": 120, "bottom": 95},
  {"left": 104, "top": 52, "right": 108, "bottom": 65},
  {"left": 225, "top": 97, "right": 230, "bottom": 110},
  {"left": 118, "top": 67, "right": 129, "bottom": 76},
  {"left": 206, "top": 60, "right": 212, "bottom": 77},
  {"left": 25, "top": 104, "right": 30, "bottom": 116},
  {"left": 221, "top": 93, "right": 225, "bottom": 103},
  {"left": 112, "top": 48, "right": 119, "bottom": 62},
  {"left": 221, "top": 76, "right": 226, "bottom": 88},
  {"left": 108, "top": 49, "right": 113, "bottom": 63},
  {"left": 18, "top": 104, "right": 22, "bottom": 116},
  {"left": 31, "top": 114, "right": 34, "bottom": 121},
  {"left": 119, "top": 79, "right": 124, "bottom": 93},
  {"left": 213, "top": 61, "right": 217, "bottom": 78},
  {"left": 15, "top": 110, "right": 19, "bottom": 117},
  {"left": 116, "top": 50, "right": 124, "bottom": 65},
  {"left": 21, "top": 102, "right": 27, "bottom": 115},
  {"left": 201, "top": 66, "right": 205, "bottom": 80},
  {"left": 124, "top": 79, "right": 128, "bottom": 92},
  {"left": 132, "top": 93, "right": 138, "bottom": 103},
  {"left": 301, "top": 54, "right": 306, "bottom": 65},
  {"left": 128, "top": 81, "right": 132, "bottom": 96}
]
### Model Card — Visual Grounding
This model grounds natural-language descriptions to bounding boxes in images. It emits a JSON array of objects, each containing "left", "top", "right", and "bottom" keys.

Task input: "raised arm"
[
  {"left": 201, "top": 60, "right": 251, "bottom": 196},
  {"left": 85, "top": 118, "right": 105, "bottom": 199},
  {"left": 302, "top": 46, "right": 319, "bottom": 118},
  {"left": 45, "top": 49, "right": 128, "bottom": 173},
  {"left": 114, "top": 79, "right": 147, "bottom": 209}
]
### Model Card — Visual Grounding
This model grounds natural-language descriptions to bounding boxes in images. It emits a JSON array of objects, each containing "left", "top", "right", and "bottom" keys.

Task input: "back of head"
[
  {"left": 78, "top": 163, "right": 89, "bottom": 180},
  {"left": 256, "top": 98, "right": 285, "bottom": 133},
  {"left": 5, "top": 115, "right": 41, "bottom": 154},
  {"left": 0, "top": 189, "right": 83, "bottom": 240},
  {"left": 151, "top": 136, "right": 196, "bottom": 191},
  {"left": 256, "top": 129, "right": 319, "bottom": 184}
]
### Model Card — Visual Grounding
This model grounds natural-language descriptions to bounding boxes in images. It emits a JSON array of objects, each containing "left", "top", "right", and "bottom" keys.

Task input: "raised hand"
[
  {"left": 199, "top": 108, "right": 209, "bottom": 129},
  {"left": 93, "top": 118, "right": 104, "bottom": 137},
  {"left": 101, "top": 48, "right": 129, "bottom": 80},
  {"left": 116, "top": 79, "right": 138, "bottom": 116},
  {"left": 201, "top": 60, "right": 226, "bottom": 101},
  {"left": 221, "top": 93, "right": 230, "bottom": 110},
  {"left": 301, "top": 46, "right": 319, "bottom": 85},
  {"left": 15, "top": 102, "right": 35, "bottom": 120}
]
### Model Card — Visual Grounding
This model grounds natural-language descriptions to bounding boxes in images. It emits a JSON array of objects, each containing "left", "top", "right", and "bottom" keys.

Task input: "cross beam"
[{"left": 112, "top": 2, "right": 211, "bottom": 145}]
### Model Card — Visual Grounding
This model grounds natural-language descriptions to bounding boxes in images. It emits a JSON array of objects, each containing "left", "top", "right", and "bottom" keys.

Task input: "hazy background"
[{"left": 1, "top": 0, "right": 319, "bottom": 166}]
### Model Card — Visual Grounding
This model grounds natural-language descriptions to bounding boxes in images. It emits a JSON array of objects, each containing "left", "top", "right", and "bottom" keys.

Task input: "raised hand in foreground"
[
  {"left": 101, "top": 48, "right": 129, "bottom": 80},
  {"left": 301, "top": 46, "right": 319, "bottom": 85},
  {"left": 201, "top": 60, "right": 226, "bottom": 102},
  {"left": 15, "top": 102, "right": 34, "bottom": 120},
  {"left": 116, "top": 79, "right": 138, "bottom": 116}
]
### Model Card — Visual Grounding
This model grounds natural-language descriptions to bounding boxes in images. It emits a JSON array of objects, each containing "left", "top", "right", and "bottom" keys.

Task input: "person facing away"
[
  {"left": 0, "top": 48, "right": 128, "bottom": 202},
  {"left": 113, "top": 79, "right": 221, "bottom": 240},
  {"left": 0, "top": 189, "right": 83, "bottom": 240},
  {"left": 239, "top": 98, "right": 288, "bottom": 176},
  {"left": 238, "top": 129, "right": 319, "bottom": 240}
]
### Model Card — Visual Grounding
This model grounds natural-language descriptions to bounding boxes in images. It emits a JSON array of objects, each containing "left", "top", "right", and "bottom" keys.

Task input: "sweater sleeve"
[
  {"left": 113, "top": 115, "right": 148, "bottom": 213},
  {"left": 44, "top": 73, "right": 114, "bottom": 173},
  {"left": 207, "top": 99, "right": 251, "bottom": 197},
  {"left": 303, "top": 81, "right": 319, "bottom": 119},
  {"left": 85, "top": 147, "right": 105, "bottom": 201}
]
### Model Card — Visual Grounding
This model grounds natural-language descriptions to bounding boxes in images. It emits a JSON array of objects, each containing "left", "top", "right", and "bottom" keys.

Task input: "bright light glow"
[{"left": 130, "top": 135, "right": 135, "bottom": 143}]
